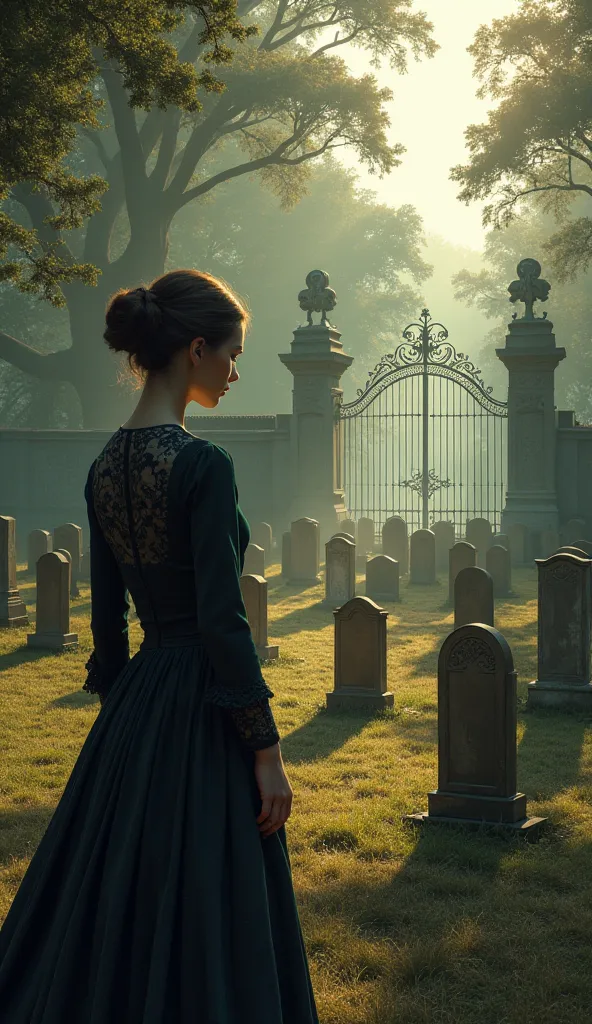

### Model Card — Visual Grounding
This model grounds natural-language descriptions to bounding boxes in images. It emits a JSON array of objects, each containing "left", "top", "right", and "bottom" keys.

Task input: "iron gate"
[{"left": 338, "top": 309, "right": 508, "bottom": 537}]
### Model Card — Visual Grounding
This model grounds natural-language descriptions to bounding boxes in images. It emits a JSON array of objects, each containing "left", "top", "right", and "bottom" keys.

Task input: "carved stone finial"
[
  {"left": 297, "top": 269, "right": 337, "bottom": 327},
  {"left": 507, "top": 258, "right": 551, "bottom": 321}
]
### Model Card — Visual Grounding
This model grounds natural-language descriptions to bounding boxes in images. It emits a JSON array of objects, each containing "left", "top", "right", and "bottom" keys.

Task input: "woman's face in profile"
[{"left": 188, "top": 324, "right": 244, "bottom": 409}]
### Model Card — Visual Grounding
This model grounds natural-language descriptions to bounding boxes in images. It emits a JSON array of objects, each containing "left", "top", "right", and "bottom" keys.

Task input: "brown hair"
[{"left": 104, "top": 269, "right": 249, "bottom": 374}]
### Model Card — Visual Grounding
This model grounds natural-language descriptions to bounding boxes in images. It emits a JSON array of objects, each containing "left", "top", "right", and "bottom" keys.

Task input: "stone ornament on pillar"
[{"left": 297, "top": 269, "right": 337, "bottom": 328}]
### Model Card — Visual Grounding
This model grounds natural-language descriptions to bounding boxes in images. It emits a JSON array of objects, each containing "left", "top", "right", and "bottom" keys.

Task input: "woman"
[{"left": 0, "top": 269, "right": 319, "bottom": 1023}]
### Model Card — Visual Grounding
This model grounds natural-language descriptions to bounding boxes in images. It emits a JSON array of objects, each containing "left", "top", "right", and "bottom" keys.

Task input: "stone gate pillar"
[
  {"left": 496, "top": 259, "right": 565, "bottom": 535},
  {"left": 278, "top": 271, "right": 354, "bottom": 545}
]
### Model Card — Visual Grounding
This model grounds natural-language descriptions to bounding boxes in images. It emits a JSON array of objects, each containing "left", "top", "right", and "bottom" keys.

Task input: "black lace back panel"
[{"left": 83, "top": 425, "right": 280, "bottom": 752}]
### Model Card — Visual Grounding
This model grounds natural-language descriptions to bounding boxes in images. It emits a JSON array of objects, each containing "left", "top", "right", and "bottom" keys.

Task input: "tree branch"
[
  {"left": 310, "top": 28, "right": 361, "bottom": 57},
  {"left": 165, "top": 97, "right": 235, "bottom": 201},
  {"left": 101, "top": 59, "right": 148, "bottom": 221},
  {"left": 174, "top": 153, "right": 287, "bottom": 209},
  {"left": 149, "top": 109, "right": 182, "bottom": 191},
  {"left": 0, "top": 332, "right": 73, "bottom": 381}
]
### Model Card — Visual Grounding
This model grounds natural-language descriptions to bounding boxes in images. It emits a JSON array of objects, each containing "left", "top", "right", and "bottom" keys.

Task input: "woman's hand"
[{"left": 254, "top": 745, "right": 293, "bottom": 837}]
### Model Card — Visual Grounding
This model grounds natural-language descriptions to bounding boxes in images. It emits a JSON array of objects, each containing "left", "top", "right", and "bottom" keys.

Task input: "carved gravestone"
[
  {"left": 28, "top": 530, "right": 52, "bottom": 574},
  {"left": 465, "top": 518, "right": 492, "bottom": 568},
  {"left": 366, "top": 555, "right": 399, "bottom": 602},
  {"left": 556, "top": 545, "right": 589, "bottom": 558},
  {"left": 507, "top": 522, "right": 528, "bottom": 566},
  {"left": 563, "top": 518, "right": 587, "bottom": 545},
  {"left": 340, "top": 518, "right": 356, "bottom": 540},
  {"left": 448, "top": 541, "right": 477, "bottom": 605},
  {"left": 357, "top": 517, "right": 375, "bottom": 555},
  {"left": 486, "top": 544, "right": 512, "bottom": 597},
  {"left": 243, "top": 543, "right": 265, "bottom": 577},
  {"left": 53, "top": 523, "right": 83, "bottom": 576},
  {"left": 432, "top": 521, "right": 455, "bottom": 573},
  {"left": 324, "top": 535, "right": 356, "bottom": 607},
  {"left": 281, "top": 532, "right": 292, "bottom": 579},
  {"left": 409, "top": 529, "right": 436, "bottom": 585},
  {"left": 27, "top": 552, "right": 78, "bottom": 650},
  {"left": 239, "top": 574, "right": 278, "bottom": 661},
  {"left": 541, "top": 529, "right": 560, "bottom": 558},
  {"left": 55, "top": 548, "right": 79, "bottom": 598},
  {"left": 0, "top": 516, "right": 28, "bottom": 627},
  {"left": 290, "top": 518, "right": 320, "bottom": 582},
  {"left": 382, "top": 516, "right": 408, "bottom": 574},
  {"left": 406, "top": 624, "right": 544, "bottom": 835},
  {"left": 250, "top": 522, "right": 272, "bottom": 564},
  {"left": 327, "top": 596, "right": 393, "bottom": 711},
  {"left": 80, "top": 548, "right": 91, "bottom": 581},
  {"left": 454, "top": 567, "right": 494, "bottom": 628},
  {"left": 528, "top": 553, "right": 592, "bottom": 710}
]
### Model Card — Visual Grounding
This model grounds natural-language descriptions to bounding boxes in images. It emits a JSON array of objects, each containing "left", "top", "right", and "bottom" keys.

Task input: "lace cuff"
[
  {"left": 227, "top": 700, "right": 281, "bottom": 751},
  {"left": 205, "top": 677, "right": 275, "bottom": 709},
  {"left": 82, "top": 651, "right": 127, "bottom": 705}
]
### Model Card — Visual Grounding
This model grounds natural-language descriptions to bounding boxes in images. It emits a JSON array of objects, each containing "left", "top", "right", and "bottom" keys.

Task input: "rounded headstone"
[
  {"left": 28, "top": 530, "right": 52, "bottom": 574},
  {"left": 365, "top": 554, "right": 399, "bottom": 602},
  {"left": 409, "top": 529, "right": 436, "bottom": 585},
  {"left": 382, "top": 516, "right": 408, "bottom": 574},
  {"left": 486, "top": 544, "right": 512, "bottom": 597},
  {"left": 449, "top": 541, "right": 477, "bottom": 605},
  {"left": 454, "top": 566, "right": 494, "bottom": 628}
]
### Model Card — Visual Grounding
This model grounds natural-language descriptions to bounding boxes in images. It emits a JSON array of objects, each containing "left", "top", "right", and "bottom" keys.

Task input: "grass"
[{"left": 2, "top": 562, "right": 592, "bottom": 1023}]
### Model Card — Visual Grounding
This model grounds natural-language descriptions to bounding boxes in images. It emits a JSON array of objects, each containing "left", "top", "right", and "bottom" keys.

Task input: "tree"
[
  {"left": 451, "top": 0, "right": 592, "bottom": 281},
  {"left": 1, "top": 0, "right": 437, "bottom": 427}
]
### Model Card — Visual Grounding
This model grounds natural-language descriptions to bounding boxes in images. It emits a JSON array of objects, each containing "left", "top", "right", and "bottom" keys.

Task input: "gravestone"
[
  {"left": 365, "top": 555, "right": 399, "bottom": 602},
  {"left": 53, "top": 523, "right": 83, "bottom": 576},
  {"left": 281, "top": 532, "right": 292, "bottom": 579},
  {"left": 324, "top": 535, "right": 356, "bottom": 607},
  {"left": 448, "top": 541, "right": 477, "bottom": 605},
  {"left": 405, "top": 624, "right": 544, "bottom": 836},
  {"left": 250, "top": 522, "right": 272, "bottom": 564},
  {"left": 0, "top": 516, "right": 28, "bottom": 627},
  {"left": 432, "top": 521, "right": 455, "bottom": 573},
  {"left": 507, "top": 522, "right": 528, "bottom": 566},
  {"left": 27, "top": 552, "right": 78, "bottom": 651},
  {"left": 243, "top": 543, "right": 265, "bottom": 578},
  {"left": 556, "top": 545, "right": 589, "bottom": 559},
  {"left": 541, "top": 529, "right": 560, "bottom": 558},
  {"left": 327, "top": 596, "right": 393, "bottom": 711},
  {"left": 563, "top": 518, "right": 587, "bottom": 545},
  {"left": 80, "top": 548, "right": 91, "bottom": 581},
  {"left": 528, "top": 552, "right": 592, "bottom": 710},
  {"left": 409, "top": 529, "right": 436, "bottom": 585},
  {"left": 28, "top": 530, "right": 52, "bottom": 574},
  {"left": 382, "top": 516, "right": 408, "bottom": 574},
  {"left": 454, "top": 567, "right": 494, "bottom": 628},
  {"left": 55, "top": 548, "right": 79, "bottom": 598},
  {"left": 493, "top": 533, "right": 510, "bottom": 550},
  {"left": 357, "top": 517, "right": 375, "bottom": 555},
  {"left": 340, "top": 518, "right": 356, "bottom": 540},
  {"left": 572, "top": 539, "right": 592, "bottom": 556},
  {"left": 486, "top": 545, "right": 512, "bottom": 597},
  {"left": 290, "top": 518, "right": 320, "bottom": 582},
  {"left": 465, "top": 518, "right": 492, "bottom": 568},
  {"left": 239, "top": 574, "right": 278, "bottom": 661}
]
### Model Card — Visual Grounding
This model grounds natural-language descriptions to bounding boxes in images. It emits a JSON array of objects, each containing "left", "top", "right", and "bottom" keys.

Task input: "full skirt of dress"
[{"left": 0, "top": 647, "right": 319, "bottom": 1024}]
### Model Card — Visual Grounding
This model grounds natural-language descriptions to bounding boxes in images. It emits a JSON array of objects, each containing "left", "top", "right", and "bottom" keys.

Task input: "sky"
[{"left": 336, "top": 0, "right": 519, "bottom": 251}]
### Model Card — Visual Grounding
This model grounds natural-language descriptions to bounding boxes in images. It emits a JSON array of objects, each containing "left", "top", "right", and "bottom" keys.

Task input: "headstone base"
[
  {"left": 527, "top": 680, "right": 592, "bottom": 711},
  {"left": 427, "top": 789, "right": 527, "bottom": 823},
  {"left": 256, "top": 643, "right": 279, "bottom": 661},
  {"left": 0, "top": 591, "right": 29, "bottom": 627},
  {"left": 326, "top": 687, "right": 394, "bottom": 711},
  {"left": 27, "top": 631, "right": 78, "bottom": 651},
  {"left": 403, "top": 811, "right": 546, "bottom": 841}
]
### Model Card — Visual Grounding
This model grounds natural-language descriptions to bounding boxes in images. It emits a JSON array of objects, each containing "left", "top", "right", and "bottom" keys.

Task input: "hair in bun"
[{"left": 104, "top": 269, "right": 249, "bottom": 375}]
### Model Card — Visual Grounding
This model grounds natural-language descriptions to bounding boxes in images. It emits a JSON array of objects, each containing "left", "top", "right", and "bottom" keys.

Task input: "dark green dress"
[{"left": 0, "top": 424, "right": 319, "bottom": 1024}]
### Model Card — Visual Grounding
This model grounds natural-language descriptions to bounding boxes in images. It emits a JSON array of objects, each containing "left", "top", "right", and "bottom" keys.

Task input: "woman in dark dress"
[{"left": 0, "top": 269, "right": 319, "bottom": 1023}]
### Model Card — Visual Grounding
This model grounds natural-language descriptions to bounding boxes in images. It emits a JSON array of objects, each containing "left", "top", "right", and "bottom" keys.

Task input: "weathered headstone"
[
  {"left": 340, "top": 518, "right": 356, "bottom": 540},
  {"left": 541, "top": 529, "right": 560, "bottom": 558},
  {"left": 405, "top": 624, "right": 544, "bottom": 836},
  {"left": 53, "top": 523, "right": 83, "bottom": 576},
  {"left": 507, "top": 522, "right": 528, "bottom": 566},
  {"left": 454, "top": 567, "right": 494, "bottom": 628},
  {"left": 27, "top": 552, "right": 78, "bottom": 650},
  {"left": 281, "top": 532, "right": 292, "bottom": 579},
  {"left": 528, "top": 552, "right": 592, "bottom": 710},
  {"left": 432, "top": 521, "right": 455, "bottom": 573},
  {"left": 28, "top": 530, "right": 52, "bottom": 574},
  {"left": 465, "top": 518, "right": 492, "bottom": 568},
  {"left": 327, "top": 596, "right": 393, "bottom": 711},
  {"left": 572, "top": 539, "right": 592, "bottom": 556},
  {"left": 563, "top": 518, "right": 587, "bottom": 545},
  {"left": 409, "top": 529, "right": 436, "bottom": 585},
  {"left": 324, "top": 535, "right": 356, "bottom": 607},
  {"left": 243, "top": 543, "right": 265, "bottom": 577},
  {"left": 0, "top": 516, "right": 28, "bottom": 627},
  {"left": 448, "top": 541, "right": 477, "bottom": 605},
  {"left": 365, "top": 555, "right": 399, "bottom": 602},
  {"left": 290, "top": 518, "right": 320, "bottom": 582},
  {"left": 556, "top": 545, "right": 589, "bottom": 559},
  {"left": 55, "top": 548, "right": 79, "bottom": 598},
  {"left": 486, "top": 544, "right": 512, "bottom": 597},
  {"left": 493, "top": 533, "right": 510, "bottom": 550},
  {"left": 357, "top": 517, "right": 375, "bottom": 555},
  {"left": 382, "top": 516, "right": 408, "bottom": 574},
  {"left": 250, "top": 522, "right": 272, "bottom": 563},
  {"left": 239, "top": 574, "right": 278, "bottom": 661}
]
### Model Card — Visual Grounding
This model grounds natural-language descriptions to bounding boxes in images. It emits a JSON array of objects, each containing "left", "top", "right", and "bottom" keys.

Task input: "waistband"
[{"left": 140, "top": 627, "right": 205, "bottom": 651}]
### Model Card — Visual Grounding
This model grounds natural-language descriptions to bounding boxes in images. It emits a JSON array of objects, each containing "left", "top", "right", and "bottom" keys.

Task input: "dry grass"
[{"left": 1, "top": 562, "right": 592, "bottom": 1023}]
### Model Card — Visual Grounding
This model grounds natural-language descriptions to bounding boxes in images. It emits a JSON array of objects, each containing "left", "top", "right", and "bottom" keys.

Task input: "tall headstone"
[
  {"left": 0, "top": 516, "right": 28, "bottom": 627},
  {"left": 324, "top": 535, "right": 356, "bottom": 606},
  {"left": 281, "top": 531, "right": 292, "bottom": 579},
  {"left": 507, "top": 522, "right": 528, "bottom": 566},
  {"left": 365, "top": 555, "right": 399, "bottom": 602},
  {"left": 540, "top": 529, "right": 560, "bottom": 558},
  {"left": 405, "top": 624, "right": 544, "bottom": 836},
  {"left": 28, "top": 530, "right": 52, "bottom": 574},
  {"left": 27, "top": 552, "right": 78, "bottom": 650},
  {"left": 289, "top": 517, "right": 320, "bottom": 582},
  {"left": 465, "top": 518, "right": 492, "bottom": 568},
  {"left": 432, "top": 521, "right": 455, "bottom": 573},
  {"left": 53, "top": 523, "right": 83, "bottom": 576},
  {"left": 486, "top": 545, "right": 512, "bottom": 597},
  {"left": 409, "top": 529, "right": 436, "bottom": 585},
  {"left": 528, "top": 552, "right": 592, "bottom": 710},
  {"left": 454, "top": 567, "right": 494, "bottom": 628},
  {"left": 250, "top": 522, "right": 272, "bottom": 563},
  {"left": 340, "top": 518, "right": 356, "bottom": 540},
  {"left": 327, "top": 596, "right": 393, "bottom": 711},
  {"left": 357, "top": 517, "right": 375, "bottom": 555},
  {"left": 382, "top": 516, "right": 408, "bottom": 574},
  {"left": 243, "top": 543, "right": 265, "bottom": 578},
  {"left": 55, "top": 548, "right": 79, "bottom": 599},
  {"left": 493, "top": 533, "right": 510, "bottom": 550},
  {"left": 448, "top": 541, "right": 477, "bottom": 605},
  {"left": 239, "top": 574, "right": 278, "bottom": 661}
]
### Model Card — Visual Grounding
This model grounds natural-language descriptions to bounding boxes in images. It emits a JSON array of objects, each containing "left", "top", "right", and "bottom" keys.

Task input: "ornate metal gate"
[{"left": 338, "top": 309, "right": 508, "bottom": 537}]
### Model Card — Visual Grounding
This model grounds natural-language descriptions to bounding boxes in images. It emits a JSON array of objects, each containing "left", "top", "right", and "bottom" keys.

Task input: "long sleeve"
[
  {"left": 82, "top": 463, "right": 130, "bottom": 704},
  {"left": 189, "top": 443, "right": 280, "bottom": 751}
]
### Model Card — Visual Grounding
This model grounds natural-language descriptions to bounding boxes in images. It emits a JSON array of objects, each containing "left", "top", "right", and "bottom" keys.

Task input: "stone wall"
[{"left": 556, "top": 413, "right": 592, "bottom": 533}]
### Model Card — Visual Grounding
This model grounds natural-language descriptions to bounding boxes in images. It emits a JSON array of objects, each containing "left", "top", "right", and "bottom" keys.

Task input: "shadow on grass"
[
  {"left": 518, "top": 707, "right": 590, "bottom": 800},
  {"left": 0, "top": 644, "right": 73, "bottom": 671}
]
